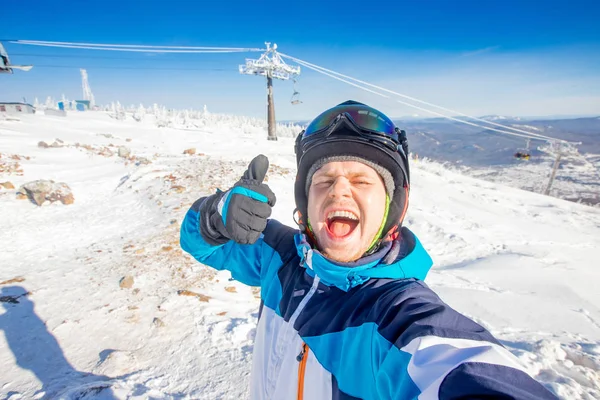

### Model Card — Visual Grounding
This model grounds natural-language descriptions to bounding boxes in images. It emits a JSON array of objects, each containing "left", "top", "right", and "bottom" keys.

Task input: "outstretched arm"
[
  {"left": 372, "top": 283, "right": 557, "bottom": 399},
  {"left": 306, "top": 280, "right": 557, "bottom": 399},
  {"left": 180, "top": 155, "right": 277, "bottom": 286}
]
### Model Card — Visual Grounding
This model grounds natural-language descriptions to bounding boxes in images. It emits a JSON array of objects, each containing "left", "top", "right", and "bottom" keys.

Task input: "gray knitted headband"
[{"left": 305, "top": 155, "right": 395, "bottom": 197}]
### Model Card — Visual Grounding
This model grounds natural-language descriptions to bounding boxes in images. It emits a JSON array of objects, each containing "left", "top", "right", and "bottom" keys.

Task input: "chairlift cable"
[
  {"left": 26, "top": 64, "right": 235, "bottom": 71},
  {"left": 9, "top": 43, "right": 256, "bottom": 54},
  {"left": 281, "top": 52, "right": 559, "bottom": 141},
  {"left": 2, "top": 39, "right": 585, "bottom": 148},
  {"left": 292, "top": 60, "right": 392, "bottom": 99},
  {"left": 8, "top": 53, "right": 239, "bottom": 62},
  {"left": 290, "top": 57, "right": 559, "bottom": 142},
  {"left": 292, "top": 55, "right": 599, "bottom": 177},
  {"left": 281, "top": 53, "right": 568, "bottom": 143},
  {"left": 9, "top": 39, "right": 265, "bottom": 52}
]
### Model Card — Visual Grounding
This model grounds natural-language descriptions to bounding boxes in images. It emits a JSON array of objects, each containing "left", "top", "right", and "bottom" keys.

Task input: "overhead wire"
[
  {"left": 10, "top": 39, "right": 264, "bottom": 51},
  {"left": 288, "top": 54, "right": 600, "bottom": 178},
  {"left": 287, "top": 56, "right": 562, "bottom": 142},
  {"left": 24, "top": 64, "right": 234, "bottom": 71},
  {"left": 287, "top": 55, "right": 600, "bottom": 176},
  {"left": 9, "top": 53, "right": 234, "bottom": 62},
  {"left": 10, "top": 52, "right": 160, "bottom": 60},
  {"left": 2, "top": 38, "right": 583, "bottom": 147},
  {"left": 280, "top": 53, "right": 567, "bottom": 143},
  {"left": 9, "top": 42, "right": 257, "bottom": 53},
  {"left": 282, "top": 52, "right": 560, "bottom": 142}
]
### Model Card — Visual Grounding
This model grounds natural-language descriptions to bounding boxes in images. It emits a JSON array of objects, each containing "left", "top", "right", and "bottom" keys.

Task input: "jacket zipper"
[
  {"left": 297, "top": 342, "right": 309, "bottom": 400},
  {"left": 266, "top": 275, "right": 319, "bottom": 398}
]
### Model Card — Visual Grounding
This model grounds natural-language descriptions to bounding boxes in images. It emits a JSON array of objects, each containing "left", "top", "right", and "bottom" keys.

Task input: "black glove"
[{"left": 199, "top": 154, "right": 276, "bottom": 245}]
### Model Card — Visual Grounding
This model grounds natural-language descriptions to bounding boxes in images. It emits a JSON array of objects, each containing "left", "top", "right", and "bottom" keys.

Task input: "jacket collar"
[{"left": 295, "top": 227, "right": 433, "bottom": 292}]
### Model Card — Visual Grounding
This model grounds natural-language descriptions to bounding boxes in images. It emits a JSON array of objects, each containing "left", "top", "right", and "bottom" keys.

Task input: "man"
[{"left": 180, "top": 101, "right": 557, "bottom": 399}]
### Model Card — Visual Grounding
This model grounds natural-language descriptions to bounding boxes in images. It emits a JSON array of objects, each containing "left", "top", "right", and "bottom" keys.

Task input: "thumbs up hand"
[{"left": 200, "top": 155, "right": 276, "bottom": 245}]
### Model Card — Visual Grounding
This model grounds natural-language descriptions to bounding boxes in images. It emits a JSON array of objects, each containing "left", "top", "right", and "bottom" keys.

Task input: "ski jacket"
[{"left": 180, "top": 199, "right": 556, "bottom": 400}]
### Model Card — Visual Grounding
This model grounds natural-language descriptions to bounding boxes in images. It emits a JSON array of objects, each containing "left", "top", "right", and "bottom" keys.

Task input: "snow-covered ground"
[
  {"left": 1, "top": 111, "right": 599, "bottom": 399},
  {"left": 403, "top": 116, "right": 600, "bottom": 207},
  {"left": 464, "top": 159, "right": 600, "bottom": 206}
]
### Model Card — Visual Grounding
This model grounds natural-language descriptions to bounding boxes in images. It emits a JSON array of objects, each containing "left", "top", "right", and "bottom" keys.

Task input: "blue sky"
[{"left": 2, "top": 0, "right": 599, "bottom": 119}]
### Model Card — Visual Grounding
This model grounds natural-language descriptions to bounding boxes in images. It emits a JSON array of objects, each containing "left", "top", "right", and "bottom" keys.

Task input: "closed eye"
[
  {"left": 353, "top": 180, "right": 372, "bottom": 185},
  {"left": 314, "top": 179, "right": 334, "bottom": 186}
]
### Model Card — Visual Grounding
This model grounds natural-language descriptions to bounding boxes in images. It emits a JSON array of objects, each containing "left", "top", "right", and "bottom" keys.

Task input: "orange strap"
[{"left": 297, "top": 343, "right": 309, "bottom": 400}]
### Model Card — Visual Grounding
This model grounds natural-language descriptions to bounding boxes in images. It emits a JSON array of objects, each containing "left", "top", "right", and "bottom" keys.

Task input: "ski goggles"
[{"left": 299, "top": 103, "right": 406, "bottom": 156}]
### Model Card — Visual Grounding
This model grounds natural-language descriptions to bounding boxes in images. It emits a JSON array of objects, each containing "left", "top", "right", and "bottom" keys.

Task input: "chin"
[
  {"left": 321, "top": 247, "right": 362, "bottom": 263},
  {"left": 314, "top": 228, "right": 367, "bottom": 263},
  {"left": 325, "top": 254, "right": 358, "bottom": 263}
]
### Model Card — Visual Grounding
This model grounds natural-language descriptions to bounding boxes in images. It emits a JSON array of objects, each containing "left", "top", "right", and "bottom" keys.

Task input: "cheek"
[
  {"left": 306, "top": 189, "right": 322, "bottom": 225},
  {"left": 360, "top": 189, "right": 387, "bottom": 224}
]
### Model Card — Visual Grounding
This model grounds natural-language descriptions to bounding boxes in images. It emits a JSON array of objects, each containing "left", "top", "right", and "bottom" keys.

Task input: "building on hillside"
[
  {"left": 0, "top": 102, "right": 35, "bottom": 114},
  {"left": 75, "top": 100, "right": 90, "bottom": 111},
  {"left": 57, "top": 100, "right": 90, "bottom": 111}
]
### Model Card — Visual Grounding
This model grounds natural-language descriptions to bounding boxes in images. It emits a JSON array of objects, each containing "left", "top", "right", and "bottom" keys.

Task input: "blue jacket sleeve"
[
  {"left": 373, "top": 333, "right": 557, "bottom": 399},
  {"left": 306, "top": 280, "right": 557, "bottom": 399},
  {"left": 371, "top": 283, "right": 557, "bottom": 400},
  {"left": 180, "top": 197, "right": 279, "bottom": 287}
]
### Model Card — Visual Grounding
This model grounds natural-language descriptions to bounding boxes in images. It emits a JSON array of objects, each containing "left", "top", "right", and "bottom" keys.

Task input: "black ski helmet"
[{"left": 294, "top": 100, "right": 410, "bottom": 238}]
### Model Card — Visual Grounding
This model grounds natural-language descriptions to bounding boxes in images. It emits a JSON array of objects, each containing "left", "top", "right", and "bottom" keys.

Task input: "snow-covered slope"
[
  {"left": 397, "top": 116, "right": 600, "bottom": 206},
  {"left": 1, "top": 111, "right": 599, "bottom": 399}
]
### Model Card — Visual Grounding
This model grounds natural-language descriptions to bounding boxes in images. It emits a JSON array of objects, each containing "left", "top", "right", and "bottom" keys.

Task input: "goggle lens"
[{"left": 304, "top": 104, "right": 397, "bottom": 138}]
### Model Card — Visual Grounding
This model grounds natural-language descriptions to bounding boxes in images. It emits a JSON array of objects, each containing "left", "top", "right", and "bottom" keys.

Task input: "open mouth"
[{"left": 325, "top": 210, "right": 359, "bottom": 238}]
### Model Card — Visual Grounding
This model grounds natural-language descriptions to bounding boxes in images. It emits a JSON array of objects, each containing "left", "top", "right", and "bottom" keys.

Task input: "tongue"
[{"left": 330, "top": 218, "right": 357, "bottom": 237}]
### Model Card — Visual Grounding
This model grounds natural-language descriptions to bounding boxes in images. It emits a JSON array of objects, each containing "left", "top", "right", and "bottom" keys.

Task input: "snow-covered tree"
[
  {"left": 133, "top": 103, "right": 145, "bottom": 122},
  {"left": 45, "top": 96, "right": 55, "bottom": 109}
]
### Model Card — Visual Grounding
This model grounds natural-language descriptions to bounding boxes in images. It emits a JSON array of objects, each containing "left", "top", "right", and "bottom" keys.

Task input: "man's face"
[{"left": 307, "top": 161, "right": 387, "bottom": 263}]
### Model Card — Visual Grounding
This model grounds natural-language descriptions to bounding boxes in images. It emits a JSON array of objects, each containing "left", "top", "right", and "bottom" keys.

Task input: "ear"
[
  {"left": 294, "top": 208, "right": 319, "bottom": 248},
  {"left": 385, "top": 225, "right": 401, "bottom": 242},
  {"left": 293, "top": 208, "right": 305, "bottom": 231}
]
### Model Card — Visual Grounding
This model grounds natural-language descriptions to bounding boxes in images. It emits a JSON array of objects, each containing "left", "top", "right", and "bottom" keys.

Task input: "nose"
[{"left": 328, "top": 177, "right": 351, "bottom": 199}]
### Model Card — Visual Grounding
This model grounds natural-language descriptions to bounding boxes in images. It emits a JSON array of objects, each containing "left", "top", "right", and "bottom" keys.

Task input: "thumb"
[{"left": 243, "top": 154, "right": 269, "bottom": 183}]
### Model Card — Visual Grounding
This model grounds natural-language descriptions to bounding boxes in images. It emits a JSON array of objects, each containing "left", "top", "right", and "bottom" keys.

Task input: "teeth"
[{"left": 327, "top": 210, "right": 358, "bottom": 221}]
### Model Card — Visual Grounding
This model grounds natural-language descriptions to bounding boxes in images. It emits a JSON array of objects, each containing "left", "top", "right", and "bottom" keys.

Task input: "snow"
[
  {"left": 1, "top": 111, "right": 599, "bottom": 399},
  {"left": 513, "top": 124, "right": 543, "bottom": 131}
]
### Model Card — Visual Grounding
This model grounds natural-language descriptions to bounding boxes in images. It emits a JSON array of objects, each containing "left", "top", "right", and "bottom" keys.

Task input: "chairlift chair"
[
  {"left": 291, "top": 92, "right": 302, "bottom": 105},
  {"left": 514, "top": 151, "right": 531, "bottom": 161},
  {"left": 514, "top": 139, "right": 531, "bottom": 160},
  {"left": 290, "top": 78, "right": 302, "bottom": 105}
]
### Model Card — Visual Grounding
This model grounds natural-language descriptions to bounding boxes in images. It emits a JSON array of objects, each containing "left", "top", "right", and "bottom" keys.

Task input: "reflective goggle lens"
[{"left": 304, "top": 103, "right": 396, "bottom": 137}]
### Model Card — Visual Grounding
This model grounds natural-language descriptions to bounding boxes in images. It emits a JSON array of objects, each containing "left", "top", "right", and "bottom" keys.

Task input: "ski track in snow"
[{"left": 1, "top": 112, "right": 599, "bottom": 399}]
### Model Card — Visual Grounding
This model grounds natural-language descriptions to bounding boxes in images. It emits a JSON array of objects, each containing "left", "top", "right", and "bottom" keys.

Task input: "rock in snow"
[
  {"left": 17, "top": 180, "right": 74, "bottom": 206},
  {"left": 118, "top": 146, "right": 131, "bottom": 158},
  {"left": 119, "top": 276, "right": 134, "bottom": 289}
]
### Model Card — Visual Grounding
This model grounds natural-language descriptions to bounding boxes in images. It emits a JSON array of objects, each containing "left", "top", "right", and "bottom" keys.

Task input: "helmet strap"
[
  {"left": 365, "top": 194, "right": 390, "bottom": 254},
  {"left": 305, "top": 218, "right": 317, "bottom": 248}
]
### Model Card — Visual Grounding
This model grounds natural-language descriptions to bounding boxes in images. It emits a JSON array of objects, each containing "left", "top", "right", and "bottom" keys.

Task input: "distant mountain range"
[
  {"left": 280, "top": 114, "right": 599, "bottom": 205},
  {"left": 393, "top": 116, "right": 599, "bottom": 206},
  {"left": 281, "top": 115, "right": 600, "bottom": 166},
  {"left": 394, "top": 116, "right": 600, "bottom": 167}
]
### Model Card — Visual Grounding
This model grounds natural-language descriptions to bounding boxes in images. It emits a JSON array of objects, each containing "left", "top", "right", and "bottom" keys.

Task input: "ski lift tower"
[
  {"left": 80, "top": 69, "right": 95, "bottom": 109},
  {"left": 240, "top": 43, "right": 300, "bottom": 140},
  {"left": 541, "top": 140, "right": 580, "bottom": 196}
]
